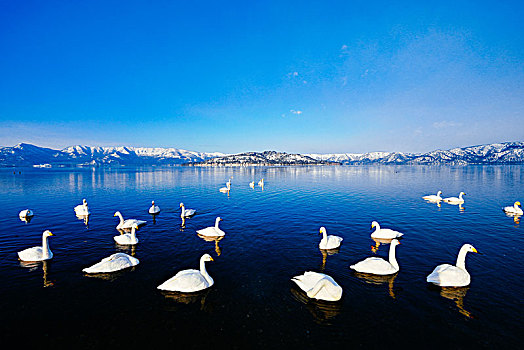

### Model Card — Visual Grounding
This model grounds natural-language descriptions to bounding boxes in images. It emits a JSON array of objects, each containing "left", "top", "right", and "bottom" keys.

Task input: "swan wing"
[
  {"left": 350, "top": 257, "right": 396, "bottom": 275},
  {"left": 83, "top": 253, "right": 139, "bottom": 273},
  {"left": 196, "top": 227, "right": 224, "bottom": 237},
  {"left": 319, "top": 235, "right": 343, "bottom": 249},
  {"left": 371, "top": 229, "right": 403, "bottom": 239},
  {"left": 18, "top": 247, "right": 45, "bottom": 261},
  {"left": 291, "top": 271, "right": 325, "bottom": 291},
  {"left": 426, "top": 264, "right": 470, "bottom": 287}
]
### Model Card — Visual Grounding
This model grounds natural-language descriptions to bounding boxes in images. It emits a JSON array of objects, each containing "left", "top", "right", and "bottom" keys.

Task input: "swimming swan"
[
  {"left": 318, "top": 227, "right": 343, "bottom": 250},
  {"left": 503, "top": 201, "right": 523, "bottom": 215},
  {"left": 74, "top": 199, "right": 90, "bottom": 216},
  {"left": 350, "top": 239, "right": 400, "bottom": 275},
  {"left": 83, "top": 253, "right": 139, "bottom": 273},
  {"left": 114, "top": 224, "right": 139, "bottom": 245},
  {"left": 219, "top": 179, "right": 231, "bottom": 193},
  {"left": 114, "top": 211, "right": 146, "bottom": 230},
  {"left": 291, "top": 271, "right": 343, "bottom": 301},
  {"left": 249, "top": 181, "right": 255, "bottom": 188},
  {"left": 19, "top": 209, "right": 34, "bottom": 219},
  {"left": 196, "top": 217, "right": 225, "bottom": 237},
  {"left": 443, "top": 192, "right": 465, "bottom": 204},
  {"left": 157, "top": 254, "right": 214, "bottom": 292},
  {"left": 18, "top": 230, "right": 54, "bottom": 261},
  {"left": 180, "top": 203, "right": 196, "bottom": 218},
  {"left": 423, "top": 191, "right": 443, "bottom": 201},
  {"left": 370, "top": 221, "right": 404, "bottom": 239},
  {"left": 258, "top": 178, "right": 264, "bottom": 187},
  {"left": 426, "top": 244, "right": 480, "bottom": 287},
  {"left": 148, "top": 201, "right": 160, "bottom": 214}
]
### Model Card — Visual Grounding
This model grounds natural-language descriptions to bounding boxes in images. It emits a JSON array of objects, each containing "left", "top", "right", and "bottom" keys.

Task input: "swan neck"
[
  {"left": 456, "top": 247, "right": 469, "bottom": 270},
  {"left": 117, "top": 213, "right": 124, "bottom": 224},
  {"left": 389, "top": 243, "right": 399, "bottom": 270},
  {"left": 131, "top": 227, "right": 137, "bottom": 242},
  {"left": 322, "top": 229, "right": 327, "bottom": 241},
  {"left": 199, "top": 259, "right": 212, "bottom": 284},
  {"left": 42, "top": 235, "right": 50, "bottom": 259},
  {"left": 215, "top": 219, "right": 220, "bottom": 229}
]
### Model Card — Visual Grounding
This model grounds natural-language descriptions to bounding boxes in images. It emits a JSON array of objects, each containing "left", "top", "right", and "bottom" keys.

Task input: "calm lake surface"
[{"left": 1, "top": 165, "right": 522, "bottom": 349}]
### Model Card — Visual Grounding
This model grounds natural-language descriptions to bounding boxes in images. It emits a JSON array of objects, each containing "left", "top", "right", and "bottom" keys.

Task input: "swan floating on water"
[
  {"left": 423, "top": 191, "right": 443, "bottom": 201},
  {"left": 258, "top": 178, "right": 264, "bottom": 187},
  {"left": 148, "top": 201, "right": 160, "bottom": 214},
  {"left": 318, "top": 227, "right": 343, "bottom": 250},
  {"left": 291, "top": 271, "right": 343, "bottom": 301},
  {"left": 219, "top": 180, "right": 231, "bottom": 193},
  {"left": 19, "top": 209, "right": 34, "bottom": 219},
  {"left": 426, "top": 244, "right": 480, "bottom": 287},
  {"left": 114, "top": 211, "right": 146, "bottom": 230},
  {"left": 370, "top": 221, "right": 404, "bottom": 239},
  {"left": 503, "top": 201, "right": 523, "bottom": 215},
  {"left": 196, "top": 217, "right": 225, "bottom": 237},
  {"left": 83, "top": 253, "right": 139, "bottom": 273},
  {"left": 180, "top": 203, "right": 196, "bottom": 218},
  {"left": 157, "top": 254, "right": 214, "bottom": 292},
  {"left": 74, "top": 199, "right": 90, "bottom": 216},
  {"left": 18, "top": 230, "right": 54, "bottom": 261},
  {"left": 114, "top": 224, "right": 139, "bottom": 245},
  {"left": 350, "top": 239, "right": 400, "bottom": 275},
  {"left": 443, "top": 192, "right": 465, "bottom": 204},
  {"left": 249, "top": 181, "right": 255, "bottom": 188}
]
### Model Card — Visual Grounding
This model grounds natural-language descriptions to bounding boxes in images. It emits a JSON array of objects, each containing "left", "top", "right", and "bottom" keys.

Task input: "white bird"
[
  {"left": 258, "top": 178, "right": 264, "bottom": 187},
  {"left": 18, "top": 230, "right": 54, "bottom": 261},
  {"left": 196, "top": 217, "right": 225, "bottom": 237},
  {"left": 114, "top": 224, "right": 139, "bottom": 245},
  {"left": 74, "top": 199, "right": 90, "bottom": 216},
  {"left": 148, "top": 201, "right": 160, "bottom": 214},
  {"left": 114, "top": 211, "right": 146, "bottom": 230},
  {"left": 249, "top": 181, "right": 255, "bottom": 188},
  {"left": 422, "top": 191, "right": 443, "bottom": 201},
  {"left": 83, "top": 253, "right": 139, "bottom": 273},
  {"left": 19, "top": 209, "right": 34, "bottom": 219},
  {"left": 350, "top": 239, "right": 401, "bottom": 275},
  {"left": 219, "top": 180, "right": 231, "bottom": 193},
  {"left": 180, "top": 202, "right": 196, "bottom": 218},
  {"left": 291, "top": 271, "right": 343, "bottom": 302},
  {"left": 157, "top": 254, "right": 214, "bottom": 292},
  {"left": 443, "top": 192, "right": 466, "bottom": 204},
  {"left": 318, "top": 227, "right": 343, "bottom": 250},
  {"left": 503, "top": 201, "right": 523, "bottom": 215},
  {"left": 426, "top": 244, "right": 480, "bottom": 287},
  {"left": 370, "top": 221, "right": 404, "bottom": 239}
]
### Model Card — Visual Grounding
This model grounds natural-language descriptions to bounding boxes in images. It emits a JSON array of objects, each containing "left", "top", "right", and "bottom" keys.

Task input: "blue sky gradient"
[{"left": 0, "top": 0, "right": 522, "bottom": 153}]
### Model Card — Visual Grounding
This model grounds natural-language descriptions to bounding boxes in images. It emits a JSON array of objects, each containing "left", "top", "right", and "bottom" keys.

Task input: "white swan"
[
  {"left": 114, "top": 211, "right": 146, "bottom": 230},
  {"left": 249, "top": 181, "right": 255, "bottom": 188},
  {"left": 443, "top": 192, "right": 465, "bottom": 204},
  {"left": 219, "top": 179, "right": 231, "bottom": 193},
  {"left": 83, "top": 253, "right": 139, "bottom": 273},
  {"left": 114, "top": 224, "right": 139, "bottom": 245},
  {"left": 19, "top": 209, "right": 34, "bottom": 219},
  {"left": 503, "top": 201, "right": 523, "bottom": 215},
  {"left": 350, "top": 239, "right": 400, "bottom": 275},
  {"left": 318, "top": 227, "right": 343, "bottom": 250},
  {"left": 180, "top": 202, "right": 196, "bottom": 218},
  {"left": 74, "top": 199, "right": 90, "bottom": 216},
  {"left": 258, "top": 178, "right": 264, "bottom": 187},
  {"left": 291, "top": 271, "right": 343, "bottom": 301},
  {"left": 18, "top": 230, "right": 54, "bottom": 261},
  {"left": 426, "top": 244, "right": 480, "bottom": 287},
  {"left": 423, "top": 191, "right": 443, "bottom": 201},
  {"left": 370, "top": 221, "right": 404, "bottom": 239},
  {"left": 148, "top": 201, "right": 160, "bottom": 214},
  {"left": 196, "top": 217, "right": 225, "bottom": 237},
  {"left": 157, "top": 254, "right": 214, "bottom": 292}
]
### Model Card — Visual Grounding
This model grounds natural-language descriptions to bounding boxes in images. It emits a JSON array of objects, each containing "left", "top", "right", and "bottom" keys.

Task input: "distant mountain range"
[{"left": 0, "top": 142, "right": 522, "bottom": 167}]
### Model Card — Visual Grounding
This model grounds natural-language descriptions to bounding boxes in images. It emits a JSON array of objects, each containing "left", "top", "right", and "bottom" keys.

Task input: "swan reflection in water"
[
  {"left": 150, "top": 212, "right": 158, "bottom": 224},
  {"left": 353, "top": 272, "right": 398, "bottom": 299},
  {"left": 429, "top": 284, "right": 474, "bottom": 319},
  {"left": 19, "top": 260, "right": 54, "bottom": 287},
  {"left": 161, "top": 289, "right": 212, "bottom": 312},
  {"left": 197, "top": 234, "right": 223, "bottom": 256},
  {"left": 290, "top": 286, "right": 342, "bottom": 325},
  {"left": 76, "top": 214, "right": 89, "bottom": 227},
  {"left": 319, "top": 247, "right": 340, "bottom": 272},
  {"left": 423, "top": 199, "right": 442, "bottom": 209},
  {"left": 370, "top": 237, "right": 395, "bottom": 254},
  {"left": 19, "top": 215, "right": 33, "bottom": 223},
  {"left": 504, "top": 212, "right": 521, "bottom": 225}
]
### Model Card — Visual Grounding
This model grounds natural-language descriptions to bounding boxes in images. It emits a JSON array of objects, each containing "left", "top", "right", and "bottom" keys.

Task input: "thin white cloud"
[
  {"left": 432, "top": 121, "right": 462, "bottom": 129},
  {"left": 290, "top": 110, "right": 303, "bottom": 115}
]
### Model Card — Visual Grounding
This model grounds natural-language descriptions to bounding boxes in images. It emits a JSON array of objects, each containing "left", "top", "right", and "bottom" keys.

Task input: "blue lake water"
[{"left": 0, "top": 165, "right": 522, "bottom": 348}]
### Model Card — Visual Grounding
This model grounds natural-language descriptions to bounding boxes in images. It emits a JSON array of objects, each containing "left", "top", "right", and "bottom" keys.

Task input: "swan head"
[
  {"left": 371, "top": 221, "right": 379, "bottom": 229},
  {"left": 43, "top": 230, "right": 54, "bottom": 237},
  {"left": 515, "top": 201, "right": 521, "bottom": 207},
  {"left": 437, "top": 191, "right": 442, "bottom": 196},
  {"left": 201, "top": 253, "right": 214, "bottom": 262},
  {"left": 113, "top": 211, "right": 121, "bottom": 217},
  {"left": 179, "top": 202, "right": 184, "bottom": 208},
  {"left": 151, "top": 200, "right": 155, "bottom": 205},
  {"left": 391, "top": 239, "right": 400, "bottom": 246},
  {"left": 461, "top": 244, "right": 478, "bottom": 254},
  {"left": 460, "top": 192, "right": 466, "bottom": 196},
  {"left": 132, "top": 223, "right": 139, "bottom": 230},
  {"left": 215, "top": 217, "right": 222, "bottom": 223},
  {"left": 319, "top": 227, "right": 327, "bottom": 235},
  {"left": 83, "top": 198, "right": 87, "bottom": 204}
]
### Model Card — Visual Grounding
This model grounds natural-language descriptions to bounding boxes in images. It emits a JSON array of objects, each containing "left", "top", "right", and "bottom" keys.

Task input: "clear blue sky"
[{"left": 0, "top": 0, "right": 522, "bottom": 153}]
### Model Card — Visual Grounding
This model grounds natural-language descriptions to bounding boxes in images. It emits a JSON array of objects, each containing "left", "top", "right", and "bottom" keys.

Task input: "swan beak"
[
  {"left": 48, "top": 232, "right": 54, "bottom": 236},
  {"left": 472, "top": 248, "right": 481, "bottom": 254},
  {"left": 209, "top": 257, "right": 214, "bottom": 261}
]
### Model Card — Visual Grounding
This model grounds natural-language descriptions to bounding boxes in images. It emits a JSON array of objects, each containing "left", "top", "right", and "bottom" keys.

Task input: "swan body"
[
  {"left": 83, "top": 253, "right": 139, "bottom": 273},
  {"left": 18, "top": 230, "right": 54, "bottom": 261},
  {"left": 350, "top": 239, "right": 400, "bottom": 275},
  {"left": 258, "top": 178, "right": 264, "bottom": 187},
  {"left": 114, "top": 211, "right": 146, "bottom": 230},
  {"left": 157, "top": 254, "right": 214, "bottom": 292},
  {"left": 291, "top": 271, "right": 342, "bottom": 301},
  {"left": 503, "top": 201, "right": 523, "bottom": 215},
  {"left": 423, "top": 191, "right": 442, "bottom": 201},
  {"left": 19, "top": 209, "right": 34, "bottom": 218},
  {"left": 318, "top": 227, "right": 343, "bottom": 250},
  {"left": 443, "top": 192, "right": 465, "bottom": 204},
  {"left": 180, "top": 203, "right": 196, "bottom": 218},
  {"left": 113, "top": 224, "right": 139, "bottom": 245},
  {"left": 148, "top": 201, "right": 160, "bottom": 214},
  {"left": 370, "top": 221, "right": 404, "bottom": 239},
  {"left": 249, "top": 181, "right": 255, "bottom": 188},
  {"left": 74, "top": 199, "right": 90, "bottom": 216},
  {"left": 196, "top": 217, "right": 225, "bottom": 237},
  {"left": 219, "top": 180, "right": 231, "bottom": 193},
  {"left": 427, "top": 244, "right": 479, "bottom": 287}
]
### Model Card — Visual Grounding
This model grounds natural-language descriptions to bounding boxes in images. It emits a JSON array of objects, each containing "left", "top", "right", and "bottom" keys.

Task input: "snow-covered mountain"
[{"left": 189, "top": 151, "right": 338, "bottom": 166}]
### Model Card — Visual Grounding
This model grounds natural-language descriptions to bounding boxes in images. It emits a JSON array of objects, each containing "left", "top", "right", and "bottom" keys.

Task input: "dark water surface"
[{"left": 1, "top": 165, "right": 522, "bottom": 349}]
